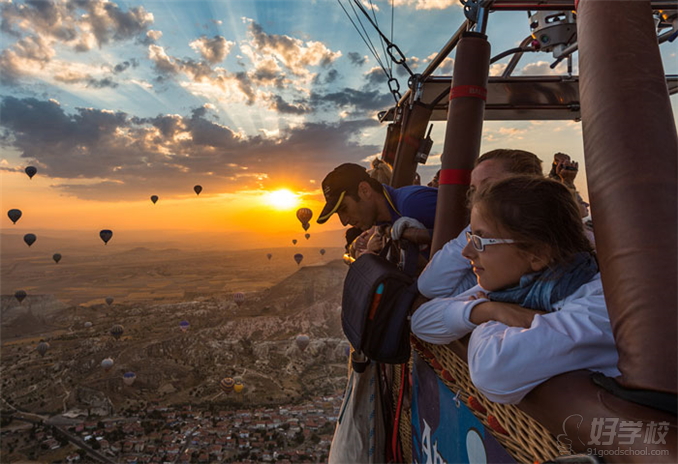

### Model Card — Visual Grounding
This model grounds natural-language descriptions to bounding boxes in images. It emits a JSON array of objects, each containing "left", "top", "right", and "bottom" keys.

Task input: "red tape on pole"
[
  {"left": 449, "top": 85, "right": 487, "bottom": 101},
  {"left": 401, "top": 134, "right": 420, "bottom": 150},
  {"left": 439, "top": 169, "right": 472, "bottom": 185}
]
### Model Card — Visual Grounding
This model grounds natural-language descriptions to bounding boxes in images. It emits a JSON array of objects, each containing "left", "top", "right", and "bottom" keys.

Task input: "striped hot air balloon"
[
  {"left": 37, "top": 341, "right": 50, "bottom": 357},
  {"left": 220, "top": 377, "right": 235, "bottom": 394},
  {"left": 233, "top": 292, "right": 245, "bottom": 307},
  {"left": 296, "top": 208, "right": 312, "bottom": 226},
  {"left": 110, "top": 324, "right": 124, "bottom": 340}
]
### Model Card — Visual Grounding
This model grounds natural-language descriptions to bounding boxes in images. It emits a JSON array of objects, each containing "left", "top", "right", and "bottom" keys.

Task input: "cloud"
[
  {"left": 0, "top": 96, "right": 380, "bottom": 199},
  {"left": 1, "top": 0, "right": 153, "bottom": 49},
  {"left": 520, "top": 60, "right": 567, "bottom": 75},
  {"left": 53, "top": 70, "right": 118, "bottom": 88},
  {"left": 112, "top": 59, "right": 139, "bottom": 74},
  {"left": 310, "top": 88, "right": 392, "bottom": 112},
  {"left": 147, "top": 20, "right": 342, "bottom": 110},
  {"left": 393, "top": 0, "right": 459, "bottom": 9},
  {"left": 364, "top": 66, "right": 385, "bottom": 87},
  {"left": 347, "top": 52, "right": 367, "bottom": 66},
  {"left": 424, "top": 52, "right": 454, "bottom": 75},
  {"left": 0, "top": 35, "right": 55, "bottom": 84},
  {"left": 0, "top": 0, "right": 154, "bottom": 84},
  {"left": 245, "top": 19, "right": 341, "bottom": 79},
  {"left": 189, "top": 35, "right": 234, "bottom": 64},
  {"left": 267, "top": 95, "right": 312, "bottom": 115},
  {"left": 324, "top": 69, "right": 339, "bottom": 84}
]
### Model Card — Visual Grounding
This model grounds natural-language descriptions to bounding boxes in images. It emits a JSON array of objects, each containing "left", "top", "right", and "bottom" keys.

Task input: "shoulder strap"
[{"left": 382, "top": 186, "right": 402, "bottom": 218}]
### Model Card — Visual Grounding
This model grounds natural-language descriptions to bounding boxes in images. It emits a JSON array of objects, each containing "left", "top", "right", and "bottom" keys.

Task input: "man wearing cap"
[{"left": 317, "top": 163, "right": 438, "bottom": 249}]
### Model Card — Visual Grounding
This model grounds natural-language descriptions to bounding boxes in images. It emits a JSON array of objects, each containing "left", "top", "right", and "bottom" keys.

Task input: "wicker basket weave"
[
  {"left": 410, "top": 338, "right": 562, "bottom": 463},
  {"left": 392, "top": 362, "right": 413, "bottom": 463}
]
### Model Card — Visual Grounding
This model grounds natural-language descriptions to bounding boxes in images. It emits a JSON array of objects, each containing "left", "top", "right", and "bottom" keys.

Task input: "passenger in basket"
[
  {"left": 317, "top": 163, "right": 437, "bottom": 255},
  {"left": 411, "top": 176, "right": 620, "bottom": 404},
  {"left": 418, "top": 149, "right": 543, "bottom": 299}
]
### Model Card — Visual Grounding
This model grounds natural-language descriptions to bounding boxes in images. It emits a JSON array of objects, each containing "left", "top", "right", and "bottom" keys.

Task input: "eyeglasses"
[{"left": 465, "top": 231, "right": 516, "bottom": 252}]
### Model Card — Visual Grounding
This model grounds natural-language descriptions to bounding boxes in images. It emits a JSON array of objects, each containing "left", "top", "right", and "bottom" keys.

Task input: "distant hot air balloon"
[
  {"left": 234, "top": 381, "right": 244, "bottom": 394},
  {"left": 23, "top": 233, "right": 36, "bottom": 247},
  {"left": 220, "top": 377, "right": 235, "bottom": 394},
  {"left": 294, "top": 253, "right": 303, "bottom": 266},
  {"left": 150, "top": 195, "right": 158, "bottom": 204},
  {"left": 302, "top": 222, "right": 310, "bottom": 232},
  {"left": 266, "top": 253, "right": 272, "bottom": 261},
  {"left": 7, "top": 209, "right": 21, "bottom": 224},
  {"left": 53, "top": 253, "right": 62, "bottom": 264},
  {"left": 110, "top": 324, "right": 124, "bottom": 340},
  {"left": 233, "top": 292, "right": 245, "bottom": 307},
  {"left": 296, "top": 334, "right": 310, "bottom": 352},
  {"left": 194, "top": 185, "right": 202, "bottom": 195},
  {"left": 99, "top": 229, "right": 113, "bottom": 245},
  {"left": 123, "top": 371, "right": 136, "bottom": 386},
  {"left": 292, "top": 239, "right": 297, "bottom": 245},
  {"left": 84, "top": 321, "right": 93, "bottom": 328},
  {"left": 304, "top": 233, "right": 310, "bottom": 240},
  {"left": 320, "top": 249, "right": 326, "bottom": 256},
  {"left": 25, "top": 166, "right": 37, "bottom": 179},
  {"left": 296, "top": 208, "right": 312, "bottom": 225},
  {"left": 179, "top": 320, "right": 190, "bottom": 332},
  {"left": 14, "top": 290, "right": 27, "bottom": 303},
  {"left": 105, "top": 297, "right": 114, "bottom": 306},
  {"left": 37, "top": 341, "right": 49, "bottom": 357},
  {"left": 101, "top": 358, "right": 114, "bottom": 372}
]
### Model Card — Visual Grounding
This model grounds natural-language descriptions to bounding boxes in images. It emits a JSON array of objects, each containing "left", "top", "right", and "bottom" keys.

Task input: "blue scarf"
[{"left": 487, "top": 252, "right": 599, "bottom": 312}]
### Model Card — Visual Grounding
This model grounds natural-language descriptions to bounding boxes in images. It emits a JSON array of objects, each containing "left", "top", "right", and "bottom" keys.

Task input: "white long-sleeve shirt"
[
  {"left": 411, "top": 274, "right": 621, "bottom": 404},
  {"left": 417, "top": 225, "right": 477, "bottom": 299}
]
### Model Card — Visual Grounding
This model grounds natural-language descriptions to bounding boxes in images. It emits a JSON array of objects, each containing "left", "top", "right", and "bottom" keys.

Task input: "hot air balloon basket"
[{"left": 409, "top": 338, "right": 562, "bottom": 464}]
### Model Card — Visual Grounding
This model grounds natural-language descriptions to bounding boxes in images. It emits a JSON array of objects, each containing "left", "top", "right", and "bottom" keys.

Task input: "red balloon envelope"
[{"left": 296, "top": 208, "right": 312, "bottom": 225}]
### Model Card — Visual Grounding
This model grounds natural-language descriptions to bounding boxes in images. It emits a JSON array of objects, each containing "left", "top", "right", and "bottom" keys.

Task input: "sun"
[{"left": 266, "top": 189, "right": 299, "bottom": 210}]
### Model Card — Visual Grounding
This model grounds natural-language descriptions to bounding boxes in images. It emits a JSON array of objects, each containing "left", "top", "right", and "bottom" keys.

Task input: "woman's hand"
[{"left": 469, "top": 300, "right": 548, "bottom": 328}]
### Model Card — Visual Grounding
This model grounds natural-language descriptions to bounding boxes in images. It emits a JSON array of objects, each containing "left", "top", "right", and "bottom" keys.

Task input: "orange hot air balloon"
[{"left": 296, "top": 208, "right": 312, "bottom": 226}]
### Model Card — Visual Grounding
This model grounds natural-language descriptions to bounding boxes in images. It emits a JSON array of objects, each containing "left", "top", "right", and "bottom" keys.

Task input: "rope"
[{"left": 336, "top": 0, "right": 390, "bottom": 80}]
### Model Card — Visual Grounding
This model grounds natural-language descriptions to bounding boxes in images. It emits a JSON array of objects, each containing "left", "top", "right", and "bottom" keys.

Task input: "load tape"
[
  {"left": 449, "top": 85, "right": 487, "bottom": 101},
  {"left": 439, "top": 169, "right": 472, "bottom": 185}
]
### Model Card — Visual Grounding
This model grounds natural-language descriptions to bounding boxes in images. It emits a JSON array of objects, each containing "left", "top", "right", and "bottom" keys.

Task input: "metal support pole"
[
  {"left": 578, "top": 0, "right": 677, "bottom": 395},
  {"left": 390, "top": 102, "right": 433, "bottom": 188},
  {"left": 430, "top": 32, "right": 491, "bottom": 256}
]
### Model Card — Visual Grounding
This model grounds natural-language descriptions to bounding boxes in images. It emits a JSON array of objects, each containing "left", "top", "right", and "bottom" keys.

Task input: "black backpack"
[{"left": 341, "top": 241, "right": 419, "bottom": 364}]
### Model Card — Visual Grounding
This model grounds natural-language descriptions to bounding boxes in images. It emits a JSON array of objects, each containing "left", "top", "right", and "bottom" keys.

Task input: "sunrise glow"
[{"left": 266, "top": 189, "right": 299, "bottom": 211}]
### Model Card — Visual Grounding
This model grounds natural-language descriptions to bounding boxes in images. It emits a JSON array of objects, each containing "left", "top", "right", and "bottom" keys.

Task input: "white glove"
[{"left": 391, "top": 216, "right": 426, "bottom": 241}]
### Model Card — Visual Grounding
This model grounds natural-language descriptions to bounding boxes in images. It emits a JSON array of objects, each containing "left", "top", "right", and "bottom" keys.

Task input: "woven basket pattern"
[
  {"left": 412, "top": 338, "right": 562, "bottom": 463},
  {"left": 391, "top": 363, "right": 413, "bottom": 463}
]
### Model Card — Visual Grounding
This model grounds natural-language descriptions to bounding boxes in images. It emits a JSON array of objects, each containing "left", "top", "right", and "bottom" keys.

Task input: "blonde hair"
[{"left": 368, "top": 158, "right": 392, "bottom": 184}]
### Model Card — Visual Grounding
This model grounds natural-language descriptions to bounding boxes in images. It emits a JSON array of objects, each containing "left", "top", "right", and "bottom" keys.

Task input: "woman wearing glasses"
[{"left": 411, "top": 176, "right": 620, "bottom": 404}]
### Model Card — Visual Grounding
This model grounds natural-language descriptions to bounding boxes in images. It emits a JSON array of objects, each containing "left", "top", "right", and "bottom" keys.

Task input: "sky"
[{"left": 1, "top": 0, "right": 676, "bottom": 249}]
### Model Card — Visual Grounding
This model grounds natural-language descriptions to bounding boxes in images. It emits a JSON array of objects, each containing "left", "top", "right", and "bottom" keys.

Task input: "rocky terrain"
[{"left": 0, "top": 254, "right": 350, "bottom": 419}]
